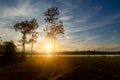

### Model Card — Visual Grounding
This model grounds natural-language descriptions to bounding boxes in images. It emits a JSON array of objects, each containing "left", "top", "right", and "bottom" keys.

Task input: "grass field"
[{"left": 0, "top": 56, "right": 120, "bottom": 80}]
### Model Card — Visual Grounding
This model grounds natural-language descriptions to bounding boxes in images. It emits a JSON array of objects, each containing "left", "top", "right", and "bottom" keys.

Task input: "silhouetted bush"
[
  {"left": 1, "top": 41, "right": 20, "bottom": 64},
  {"left": 3, "top": 41, "right": 16, "bottom": 56}
]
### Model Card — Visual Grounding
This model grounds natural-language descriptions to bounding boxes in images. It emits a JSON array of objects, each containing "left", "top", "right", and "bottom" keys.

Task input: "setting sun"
[{"left": 45, "top": 44, "right": 52, "bottom": 50}]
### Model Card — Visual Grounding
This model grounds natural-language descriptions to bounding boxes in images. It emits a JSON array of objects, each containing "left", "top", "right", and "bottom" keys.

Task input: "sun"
[
  {"left": 45, "top": 44, "right": 52, "bottom": 50},
  {"left": 44, "top": 44, "right": 52, "bottom": 54}
]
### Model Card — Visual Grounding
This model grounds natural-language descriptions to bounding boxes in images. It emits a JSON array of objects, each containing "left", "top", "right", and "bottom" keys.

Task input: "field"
[{"left": 0, "top": 55, "right": 120, "bottom": 80}]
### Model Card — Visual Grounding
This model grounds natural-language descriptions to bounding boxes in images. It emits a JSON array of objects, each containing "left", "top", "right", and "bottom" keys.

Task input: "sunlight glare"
[{"left": 45, "top": 44, "right": 52, "bottom": 50}]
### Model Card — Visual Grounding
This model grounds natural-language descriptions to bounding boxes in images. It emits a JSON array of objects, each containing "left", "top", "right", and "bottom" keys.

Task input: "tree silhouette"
[
  {"left": 43, "top": 7, "right": 64, "bottom": 52},
  {"left": 1, "top": 41, "right": 20, "bottom": 64},
  {"left": 14, "top": 19, "right": 39, "bottom": 54}
]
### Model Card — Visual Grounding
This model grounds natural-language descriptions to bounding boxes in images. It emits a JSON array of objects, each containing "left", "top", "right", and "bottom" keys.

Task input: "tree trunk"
[
  {"left": 52, "top": 34, "right": 54, "bottom": 53},
  {"left": 54, "top": 38, "right": 56, "bottom": 52},
  {"left": 22, "top": 33, "right": 26, "bottom": 57},
  {"left": 52, "top": 34, "right": 56, "bottom": 54},
  {"left": 31, "top": 42, "right": 33, "bottom": 57}
]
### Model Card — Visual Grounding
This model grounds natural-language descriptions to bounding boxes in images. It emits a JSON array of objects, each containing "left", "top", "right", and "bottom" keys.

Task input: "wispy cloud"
[
  {"left": 65, "top": 12, "right": 120, "bottom": 34},
  {"left": 0, "top": 1, "right": 36, "bottom": 19},
  {"left": 96, "top": 43, "right": 120, "bottom": 51},
  {"left": 59, "top": 16, "right": 73, "bottom": 21},
  {"left": 56, "top": 0, "right": 82, "bottom": 10},
  {"left": 75, "top": 18, "right": 87, "bottom": 23}
]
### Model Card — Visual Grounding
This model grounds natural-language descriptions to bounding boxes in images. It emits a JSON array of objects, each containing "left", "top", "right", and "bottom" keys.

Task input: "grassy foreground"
[{"left": 0, "top": 56, "right": 120, "bottom": 80}]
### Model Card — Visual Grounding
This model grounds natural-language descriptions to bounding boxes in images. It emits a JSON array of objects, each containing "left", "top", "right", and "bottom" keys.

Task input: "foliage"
[
  {"left": 0, "top": 41, "right": 19, "bottom": 64},
  {"left": 14, "top": 19, "right": 39, "bottom": 53}
]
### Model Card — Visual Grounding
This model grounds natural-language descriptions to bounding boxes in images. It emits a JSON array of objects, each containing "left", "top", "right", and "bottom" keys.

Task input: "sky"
[{"left": 0, "top": 0, "right": 120, "bottom": 52}]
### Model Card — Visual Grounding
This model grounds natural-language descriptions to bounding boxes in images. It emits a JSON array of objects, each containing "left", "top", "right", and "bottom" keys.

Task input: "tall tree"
[
  {"left": 14, "top": 19, "right": 39, "bottom": 54},
  {"left": 43, "top": 7, "right": 64, "bottom": 52},
  {"left": 27, "top": 19, "right": 38, "bottom": 57}
]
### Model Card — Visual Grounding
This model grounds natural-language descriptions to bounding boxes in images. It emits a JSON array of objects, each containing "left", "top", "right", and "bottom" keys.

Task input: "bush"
[{"left": 1, "top": 41, "right": 19, "bottom": 64}]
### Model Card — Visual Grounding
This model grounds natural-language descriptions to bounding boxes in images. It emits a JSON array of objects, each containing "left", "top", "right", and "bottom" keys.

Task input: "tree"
[
  {"left": 27, "top": 19, "right": 39, "bottom": 57},
  {"left": 14, "top": 19, "right": 39, "bottom": 54},
  {"left": 43, "top": 7, "right": 64, "bottom": 52}
]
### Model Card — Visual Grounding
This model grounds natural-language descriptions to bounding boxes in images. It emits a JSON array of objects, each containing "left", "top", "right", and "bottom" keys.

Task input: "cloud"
[
  {"left": 0, "top": 0, "right": 53, "bottom": 21},
  {"left": 59, "top": 16, "right": 73, "bottom": 21},
  {"left": 57, "top": 31, "right": 101, "bottom": 51},
  {"left": 75, "top": 18, "right": 87, "bottom": 23},
  {"left": 0, "top": 26, "right": 21, "bottom": 42},
  {"left": 96, "top": 43, "right": 120, "bottom": 51},
  {"left": 58, "top": 4, "right": 104, "bottom": 34},
  {"left": 74, "top": 6, "right": 103, "bottom": 24},
  {"left": 0, "top": 1, "right": 37, "bottom": 19},
  {"left": 65, "top": 12, "right": 120, "bottom": 34},
  {"left": 56, "top": 0, "right": 82, "bottom": 10}
]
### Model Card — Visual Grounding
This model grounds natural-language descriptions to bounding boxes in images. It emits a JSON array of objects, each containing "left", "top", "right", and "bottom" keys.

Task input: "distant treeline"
[
  {"left": 23, "top": 51, "right": 120, "bottom": 55},
  {"left": 54, "top": 51, "right": 120, "bottom": 55}
]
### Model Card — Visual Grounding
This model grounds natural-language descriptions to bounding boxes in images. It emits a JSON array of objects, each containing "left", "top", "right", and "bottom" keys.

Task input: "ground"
[{"left": 0, "top": 55, "right": 120, "bottom": 80}]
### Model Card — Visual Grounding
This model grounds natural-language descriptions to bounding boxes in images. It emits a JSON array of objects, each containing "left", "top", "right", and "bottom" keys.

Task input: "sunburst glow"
[{"left": 45, "top": 44, "right": 52, "bottom": 50}]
